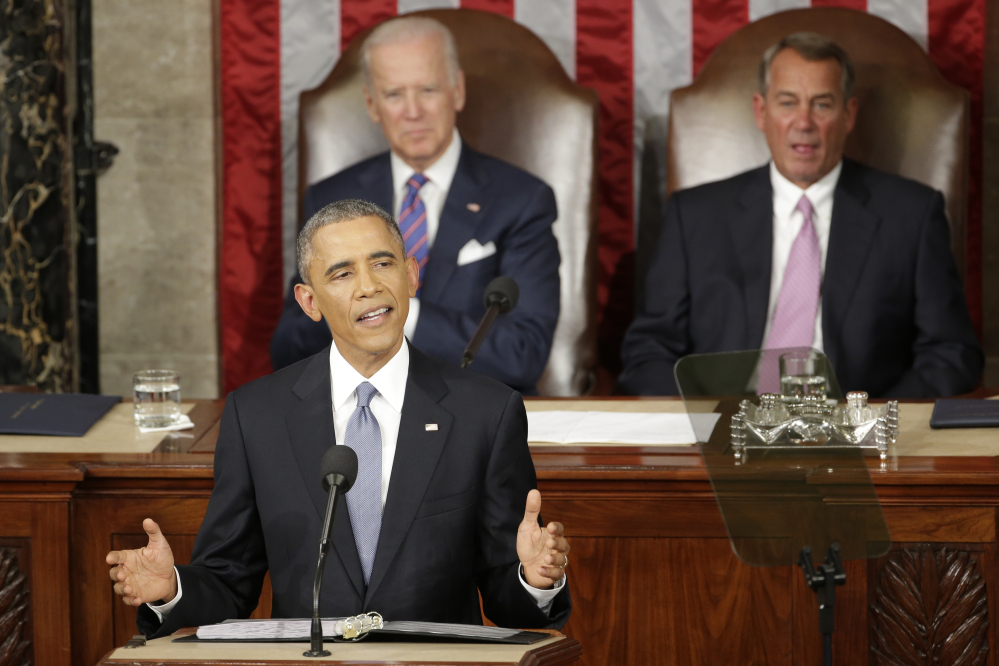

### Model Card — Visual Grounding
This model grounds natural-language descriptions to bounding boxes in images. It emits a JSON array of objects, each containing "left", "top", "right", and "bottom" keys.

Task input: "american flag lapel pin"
[
  {"left": 425, "top": 423, "right": 438, "bottom": 431},
  {"left": 466, "top": 202, "right": 481, "bottom": 213}
]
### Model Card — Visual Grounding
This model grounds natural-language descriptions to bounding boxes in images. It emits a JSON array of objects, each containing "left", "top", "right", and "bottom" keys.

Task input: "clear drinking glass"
[
  {"left": 779, "top": 350, "right": 827, "bottom": 401},
  {"left": 133, "top": 369, "right": 181, "bottom": 427}
]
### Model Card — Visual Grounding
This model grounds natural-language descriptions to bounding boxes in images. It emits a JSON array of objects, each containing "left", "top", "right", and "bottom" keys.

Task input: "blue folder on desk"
[
  {"left": 0, "top": 394, "right": 121, "bottom": 436},
  {"left": 930, "top": 399, "right": 999, "bottom": 429}
]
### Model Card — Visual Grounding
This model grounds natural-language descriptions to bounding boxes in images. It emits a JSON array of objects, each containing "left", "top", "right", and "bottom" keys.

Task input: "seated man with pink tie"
[
  {"left": 270, "top": 16, "right": 560, "bottom": 395},
  {"left": 618, "top": 32, "right": 982, "bottom": 398}
]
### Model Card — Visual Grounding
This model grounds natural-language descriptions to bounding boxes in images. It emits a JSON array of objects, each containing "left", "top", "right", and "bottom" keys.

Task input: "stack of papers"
[
  {"left": 198, "top": 619, "right": 343, "bottom": 640},
  {"left": 193, "top": 618, "right": 541, "bottom": 644},
  {"left": 526, "top": 411, "right": 720, "bottom": 445}
]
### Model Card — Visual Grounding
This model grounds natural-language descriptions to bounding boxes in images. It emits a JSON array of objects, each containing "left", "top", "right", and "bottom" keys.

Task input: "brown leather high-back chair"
[
  {"left": 299, "top": 9, "right": 599, "bottom": 396},
  {"left": 667, "top": 8, "right": 969, "bottom": 279}
]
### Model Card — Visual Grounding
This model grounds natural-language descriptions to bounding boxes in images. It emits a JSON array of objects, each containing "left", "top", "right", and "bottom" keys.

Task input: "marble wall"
[
  {"left": 0, "top": 0, "right": 75, "bottom": 392},
  {"left": 93, "top": 0, "right": 219, "bottom": 398}
]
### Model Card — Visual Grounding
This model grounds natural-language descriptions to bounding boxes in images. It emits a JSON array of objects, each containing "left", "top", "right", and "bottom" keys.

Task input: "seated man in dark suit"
[
  {"left": 619, "top": 32, "right": 982, "bottom": 398},
  {"left": 107, "top": 200, "right": 571, "bottom": 636},
  {"left": 271, "top": 16, "right": 560, "bottom": 395}
]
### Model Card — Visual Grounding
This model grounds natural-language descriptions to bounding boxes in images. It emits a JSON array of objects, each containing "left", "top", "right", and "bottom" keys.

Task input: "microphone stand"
[
  {"left": 304, "top": 473, "right": 347, "bottom": 657},
  {"left": 798, "top": 544, "right": 846, "bottom": 666},
  {"left": 461, "top": 304, "right": 500, "bottom": 368}
]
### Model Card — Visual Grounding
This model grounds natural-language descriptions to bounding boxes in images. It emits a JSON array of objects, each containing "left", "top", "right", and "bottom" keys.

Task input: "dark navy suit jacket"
[
  {"left": 618, "top": 159, "right": 983, "bottom": 398},
  {"left": 270, "top": 144, "right": 560, "bottom": 395},
  {"left": 138, "top": 343, "right": 570, "bottom": 637}
]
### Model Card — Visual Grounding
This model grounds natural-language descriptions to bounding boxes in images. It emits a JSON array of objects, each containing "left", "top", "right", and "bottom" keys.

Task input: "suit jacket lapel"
[
  {"left": 285, "top": 348, "right": 366, "bottom": 600},
  {"left": 733, "top": 166, "right": 775, "bottom": 348},
  {"left": 420, "top": 145, "right": 490, "bottom": 303},
  {"left": 823, "top": 159, "right": 879, "bottom": 370},
  {"left": 364, "top": 345, "right": 453, "bottom": 606},
  {"left": 357, "top": 153, "right": 395, "bottom": 214}
]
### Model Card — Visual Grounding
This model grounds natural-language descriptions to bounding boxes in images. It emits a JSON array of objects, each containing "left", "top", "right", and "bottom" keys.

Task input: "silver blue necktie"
[{"left": 343, "top": 381, "right": 382, "bottom": 584}]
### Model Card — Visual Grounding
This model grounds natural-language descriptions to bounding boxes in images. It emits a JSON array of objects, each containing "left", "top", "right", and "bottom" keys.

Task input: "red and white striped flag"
[{"left": 218, "top": 0, "right": 984, "bottom": 393}]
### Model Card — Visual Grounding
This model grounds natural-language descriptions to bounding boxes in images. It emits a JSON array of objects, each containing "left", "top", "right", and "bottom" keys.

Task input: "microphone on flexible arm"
[
  {"left": 304, "top": 445, "right": 358, "bottom": 658},
  {"left": 460, "top": 276, "right": 520, "bottom": 369}
]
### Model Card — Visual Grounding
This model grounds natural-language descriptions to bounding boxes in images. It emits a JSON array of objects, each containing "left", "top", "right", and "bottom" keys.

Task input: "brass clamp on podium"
[{"left": 333, "top": 612, "right": 384, "bottom": 642}]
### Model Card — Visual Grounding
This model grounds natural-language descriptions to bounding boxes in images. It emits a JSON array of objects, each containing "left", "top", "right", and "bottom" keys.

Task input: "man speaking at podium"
[{"left": 106, "top": 200, "right": 571, "bottom": 638}]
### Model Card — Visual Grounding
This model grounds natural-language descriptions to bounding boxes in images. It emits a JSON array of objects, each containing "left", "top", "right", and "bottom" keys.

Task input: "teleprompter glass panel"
[{"left": 675, "top": 348, "right": 890, "bottom": 568}]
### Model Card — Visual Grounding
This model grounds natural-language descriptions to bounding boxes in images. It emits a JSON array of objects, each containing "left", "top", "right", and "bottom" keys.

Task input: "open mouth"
[
  {"left": 357, "top": 306, "right": 391, "bottom": 325},
  {"left": 791, "top": 143, "right": 819, "bottom": 156}
]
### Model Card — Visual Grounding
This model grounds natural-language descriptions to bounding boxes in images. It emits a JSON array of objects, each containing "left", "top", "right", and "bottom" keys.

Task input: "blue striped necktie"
[
  {"left": 398, "top": 174, "right": 430, "bottom": 292},
  {"left": 343, "top": 382, "right": 382, "bottom": 584}
]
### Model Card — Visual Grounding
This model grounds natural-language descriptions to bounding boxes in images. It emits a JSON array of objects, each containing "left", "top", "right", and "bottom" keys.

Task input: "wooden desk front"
[
  {"left": 0, "top": 397, "right": 996, "bottom": 665},
  {"left": 98, "top": 630, "right": 580, "bottom": 666}
]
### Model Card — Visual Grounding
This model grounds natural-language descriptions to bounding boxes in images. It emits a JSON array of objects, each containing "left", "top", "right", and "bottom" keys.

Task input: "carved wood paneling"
[
  {"left": 871, "top": 545, "right": 988, "bottom": 666},
  {"left": 0, "top": 548, "right": 31, "bottom": 666}
]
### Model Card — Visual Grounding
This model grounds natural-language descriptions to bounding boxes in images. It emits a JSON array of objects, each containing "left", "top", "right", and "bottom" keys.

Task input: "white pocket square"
[{"left": 456, "top": 239, "right": 497, "bottom": 266}]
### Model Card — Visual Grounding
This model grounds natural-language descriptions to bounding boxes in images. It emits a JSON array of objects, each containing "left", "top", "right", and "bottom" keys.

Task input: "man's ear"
[
  {"left": 294, "top": 283, "right": 324, "bottom": 323},
  {"left": 406, "top": 256, "right": 419, "bottom": 298},
  {"left": 363, "top": 85, "right": 380, "bottom": 124},
  {"left": 845, "top": 96, "right": 859, "bottom": 134},
  {"left": 752, "top": 93, "right": 767, "bottom": 132},
  {"left": 453, "top": 70, "right": 466, "bottom": 114}
]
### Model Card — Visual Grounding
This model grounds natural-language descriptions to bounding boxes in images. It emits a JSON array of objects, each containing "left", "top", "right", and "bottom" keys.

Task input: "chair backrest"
[
  {"left": 667, "top": 7, "right": 969, "bottom": 279},
  {"left": 299, "top": 8, "right": 599, "bottom": 396}
]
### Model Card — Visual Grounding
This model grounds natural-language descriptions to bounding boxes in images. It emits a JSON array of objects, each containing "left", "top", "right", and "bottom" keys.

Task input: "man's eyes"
[{"left": 383, "top": 88, "right": 438, "bottom": 99}]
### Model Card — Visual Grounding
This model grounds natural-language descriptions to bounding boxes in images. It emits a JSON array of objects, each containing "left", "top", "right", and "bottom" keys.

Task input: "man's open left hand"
[{"left": 516, "top": 489, "right": 569, "bottom": 589}]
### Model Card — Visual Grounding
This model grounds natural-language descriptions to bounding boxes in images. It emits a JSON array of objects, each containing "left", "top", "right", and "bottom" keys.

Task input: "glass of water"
[
  {"left": 779, "top": 350, "right": 827, "bottom": 401},
  {"left": 133, "top": 369, "right": 181, "bottom": 427}
]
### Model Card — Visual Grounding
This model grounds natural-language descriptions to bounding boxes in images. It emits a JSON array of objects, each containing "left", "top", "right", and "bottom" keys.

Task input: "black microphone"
[
  {"left": 460, "top": 277, "right": 519, "bottom": 369},
  {"left": 305, "top": 446, "right": 358, "bottom": 658}
]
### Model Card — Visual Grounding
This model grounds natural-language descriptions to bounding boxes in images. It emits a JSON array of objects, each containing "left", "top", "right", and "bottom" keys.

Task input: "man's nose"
[
  {"left": 356, "top": 267, "right": 381, "bottom": 295},
  {"left": 793, "top": 106, "right": 817, "bottom": 131},
  {"left": 403, "top": 90, "right": 421, "bottom": 118}
]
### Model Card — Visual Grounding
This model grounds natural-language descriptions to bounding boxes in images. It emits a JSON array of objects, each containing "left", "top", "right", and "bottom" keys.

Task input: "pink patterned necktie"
[
  {"left": 767, "top": 195, "right": 821, "bottom": 349},
  {"left": 757, "top": 195, "right": 821, "bottom": 394}
]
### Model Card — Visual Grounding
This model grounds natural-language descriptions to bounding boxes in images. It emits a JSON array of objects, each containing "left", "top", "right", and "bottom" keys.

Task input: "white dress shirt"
[
  {"left": 761, "top": 160, "right": 842, "bottom": 352},
  {"left": 391, "top": 129, "right": 463, "bottom": 340},
  {"left": 329, "top": 337, "right": 410, "bottom": 509},
  {"left": 150, "top": 337, "right": 563, "bottom": 620}
]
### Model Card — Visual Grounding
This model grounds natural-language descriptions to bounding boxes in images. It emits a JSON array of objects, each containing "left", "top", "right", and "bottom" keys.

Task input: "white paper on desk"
[
  {"left": 197, "top": 618, "right": 344, "bottom": 640},
  {"left": 527, "top": 411, "right": 721, "bottom": 445},
  {"left": 195, "top": 618, "right": 523, "bottom": 641}
]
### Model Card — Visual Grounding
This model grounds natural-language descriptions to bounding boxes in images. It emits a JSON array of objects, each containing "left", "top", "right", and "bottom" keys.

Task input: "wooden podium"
[{"left": 96, "top": 630, "right": 582, "bottom": 666}]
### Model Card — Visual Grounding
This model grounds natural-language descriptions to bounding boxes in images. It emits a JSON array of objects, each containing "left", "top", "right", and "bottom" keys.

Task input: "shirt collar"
[
  {"left": 770, "top": 160, "right": 842, "bottom": 221},
  {"left": 391, "top": 128, "right": 463, "bottom": 198},
  {"left": 328, "top": 338, "right": 410, "bottom": 414}
]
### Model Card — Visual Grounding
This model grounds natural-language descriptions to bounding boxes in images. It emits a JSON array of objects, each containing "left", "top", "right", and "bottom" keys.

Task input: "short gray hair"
[
  {"left": 361, "top": 16, "right": 461, "bottom": 88},
  {"left": 759, "top": 32, "right": 855, "bottom": 100},
  {"left": 297, "top": 199, "right": 405, "bottom": 285}
]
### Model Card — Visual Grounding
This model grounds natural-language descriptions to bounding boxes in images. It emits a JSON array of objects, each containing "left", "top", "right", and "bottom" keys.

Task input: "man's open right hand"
[{"left": 106, "top": 518, "right": 177, "bottom": 606}]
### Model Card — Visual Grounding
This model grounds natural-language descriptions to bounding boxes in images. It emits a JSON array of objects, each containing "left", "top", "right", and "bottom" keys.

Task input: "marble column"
[
  {"left": 93, "top": 0, "right": 219, "bottom": 399},
  {"left": 0, "top": 0, "right": 77, "bottom": 391}
]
